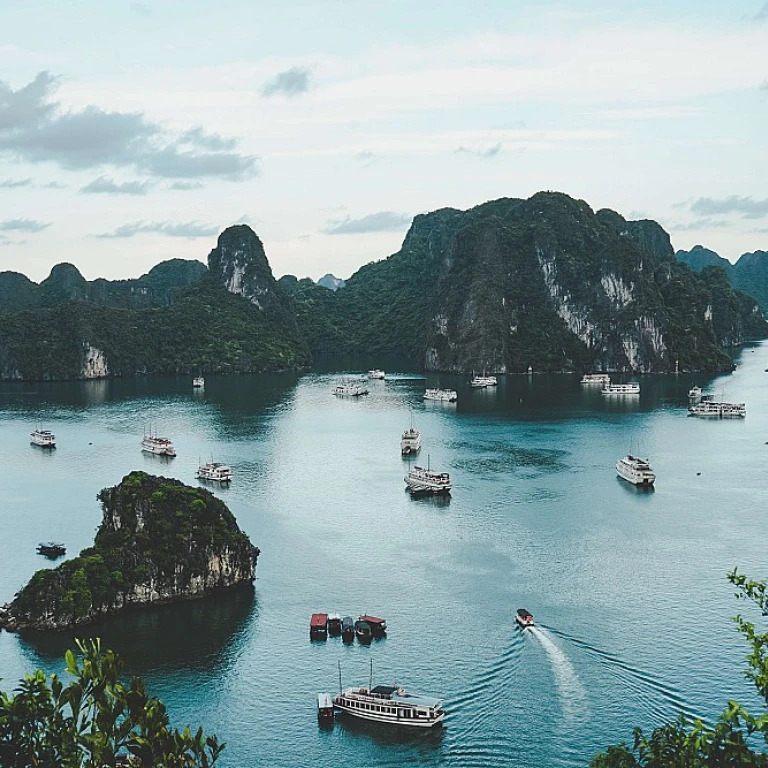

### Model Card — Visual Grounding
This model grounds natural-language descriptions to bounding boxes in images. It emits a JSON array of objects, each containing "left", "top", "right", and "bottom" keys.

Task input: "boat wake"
[{"left": 529, "top": 626, "right": 589, "bottom": 724}]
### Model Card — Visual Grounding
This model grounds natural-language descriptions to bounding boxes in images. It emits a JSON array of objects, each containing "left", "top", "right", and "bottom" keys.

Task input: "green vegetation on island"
[
  {"left": 0, "top": 638, "right": 223, "bottom": 767},
  {"left": 0, "top": 472, "right": 259, "bottom": 631},
  {"left": 592, "top": 569, "right": 768, "bottom": 767}
]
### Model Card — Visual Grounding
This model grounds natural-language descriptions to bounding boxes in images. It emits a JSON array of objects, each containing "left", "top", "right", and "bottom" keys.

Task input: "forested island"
[
  {"left": 0, "top": 472, "right": 259, "bottom": 631},
  {"left": 1, "top": 192, "right": 765, "bottom": 379}
]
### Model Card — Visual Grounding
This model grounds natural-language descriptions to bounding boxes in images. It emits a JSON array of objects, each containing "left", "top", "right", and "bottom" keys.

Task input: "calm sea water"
[{"left": 1, "top": 347, "right": 767, "bottom": 767}]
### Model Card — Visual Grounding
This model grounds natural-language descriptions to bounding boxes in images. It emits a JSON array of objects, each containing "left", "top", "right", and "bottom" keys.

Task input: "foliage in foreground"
[
  {"left": 591, "top": 569, "right": 768, "bottom": 766},
  {"left": 0, "top": 638, "right": 223, "bottom": 767}
]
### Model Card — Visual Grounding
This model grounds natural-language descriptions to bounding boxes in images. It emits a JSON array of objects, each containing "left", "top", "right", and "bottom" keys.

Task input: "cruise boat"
[
  {"left": 141, "top": 434, "right": 176, "bottom": 457},
  {"left": 196, "top": 461, "right": 233, "bottom": 482},
  {"left": 581, "top": 373, "right": 611, "bottom": 385},
  {"left": 193, "top": 376, "right": 205, "bottom": 388},
  {"left": 423, "top": 388, "right": 457, "bottom": 402},
  {"left": 515, "top": 608, "right": 534, "bottom": 629},
  {"left": 405, "top": 461, "right": 452, "bottom": 495},
  {"left": 334, "top": 684, "right": 445, "bottom": 728},
  {"left": 470, "top": 374, "right": 497, "bottom": 388},
  {"left": 317, "top": 693, "right": 335, "bottom": 726},
  {"left": 327, "top": 614, "right": 342, "bottom": 636},
  {"left": 688, "top": 385, "right": 702, "bottom": 402},
  {"left": 30, "top": 429, "right": 56, "bottom": 448},
  {"left": 37, "top": 542, "right": 66, "bottom": 558},
  {"left": 368, "top": 369, "right": 386, "bottom": 380},
  {"left": 332, "top": 382, "right": 369, "bottom": 397},
  {"left": 401, "top": 412, "right": 421, "bottom": 456},
  {"left": 616, "top": 455, "right": 656, "bottom": 486},
  {"left": 310, "top": 613, "right": 328, "bottom": 639},
  {"left": 602, "top": 383, "right": 640, "bottom": 396},
  {"left": 688, "top": 401, "right": 746, "bottom": 419}
]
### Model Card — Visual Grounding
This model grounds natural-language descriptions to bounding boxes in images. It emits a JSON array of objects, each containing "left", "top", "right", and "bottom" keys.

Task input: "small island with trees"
[{"left": 0, "top": 472, "right": 259, "bottom": 632}]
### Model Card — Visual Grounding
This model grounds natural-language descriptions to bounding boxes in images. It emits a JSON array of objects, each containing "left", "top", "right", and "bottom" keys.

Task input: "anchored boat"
[
  {"left": 310, "top": 613, "right": 329, "bottom": 640},
  {"left": 341, "top": 616, "right": 355, "bottom": 643},
  {"left": 616, "top": 455, "right": 656, "bottom": 486},
  {"left": 401, "top": 412, "right": 421, "bottom": 456},
  {"left": 193, "top": 376, "right": 205, "bottom": 388},
  {"left": 334, "top": 683, "right": 445, "bottom": 728},
  {"left": 141, "top": 433, "right": 176, "bottom": 457},
  {"left": 332, "top": 382, "right": 369, "bottom": 397},
  {"left": 405, "top": 457, "right": 451, "bottom": 495},
  {"left": 197, "top": 461, "right": 233, "bottom": 483},
  {"left": 327, "top": 614, "right": 342, "bottom": 636},
  {"left": 688, "top": 401, "right": 746, "bottom": 419},
  {"left": 30, "top": 429, "right": 56, "bottom": 448},
  {"left": 317, "top": 693, "right": 335, "bottom": 726},
  {"left": 470, "top": 374, "right": 497, "bottom": 388},
  {"left": 368, "top": 369, "right": 386, "bottom": 379},
  {"left": 423, "top": 388, "right": 457, "bottom": 402},
  {"left": 37, "top": 542, "right": 66, "bottom": 558},
  {"left": 581, "top": 373, "right": 611, "bottom": 385},
  {"left": 602, "top": 383, "right": 640, "bottom": 396}
]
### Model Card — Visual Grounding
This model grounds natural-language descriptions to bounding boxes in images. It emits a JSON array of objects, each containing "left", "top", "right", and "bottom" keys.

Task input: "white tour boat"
[
  {"left": 196, "top": 461, "right": 233, "bottom": 482},
  {"left": 332, "top": 382, "right": 369, "bottom": 397},
  {"left": 405, "top": 461, "right": 451, "bottom": 495},
  {"left": 401, "top": 413, "right": 422, "bottom": 456},
  {"left": 470, "top": 374, "right": 497, "bottom": 388},
  {"left": 193, "top": 376, "right": 205, "bottom": 388},
  {"left": 688, "top": 401, "right": 746, "bottom": 419},
  {"left": 30, "top": 429, "right": 57, "bottom": 448},
  {"left": 616, "top": 455, "right": 656, "bottom": 486},
  {"left": 602, "top": 383, "right": 640, "bottom": 396},
  {"left": 141, "top": 434, "right": 176, "bottom": 457},
  {"left": 581, "top": 373, "right": 611, "bottom": 385},
  {"left": 334, "top": 684, "right": 445, "bottom": 728},
  {"left": 423, "top": 388, "right": 457, "bottom": 402},
  {"left": 368, "top": 369, "right": 386, "bottom": 380}
]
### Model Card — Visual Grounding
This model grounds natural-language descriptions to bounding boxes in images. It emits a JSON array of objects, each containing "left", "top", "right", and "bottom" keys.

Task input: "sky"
[{"left": 0, "top": 0, "right": 767, "bottom": 283}]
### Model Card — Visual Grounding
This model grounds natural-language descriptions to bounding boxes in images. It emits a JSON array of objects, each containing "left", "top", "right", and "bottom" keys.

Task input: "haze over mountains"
[{"left": 0, "top": 191, "right": 765, "bottom": 380}]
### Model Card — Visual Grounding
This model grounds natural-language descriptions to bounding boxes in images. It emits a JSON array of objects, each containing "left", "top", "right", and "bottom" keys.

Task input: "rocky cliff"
[
  {"left": 0, "top": 472, "right": 259, "bottom": 631},
  {"left": 289, "top": 192, "right": 766, "bottom": 373}
]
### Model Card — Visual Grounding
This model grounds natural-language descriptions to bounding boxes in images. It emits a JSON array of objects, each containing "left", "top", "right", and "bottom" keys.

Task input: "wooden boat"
[
  {"left": 342, "top": 616, "right": 355, "bottom": 643},
  {"left": 37, "top": 542, "right": 66, "bottom": 558},
  {"left": 354, "top": 619, "right": 372, "bottom": 643},
  {"left": 310, "top": 613, "right": 328, "bottom": 639},
  {"left": 359, "top": 614, "right": 387, "bottom": 636},
  {"left": 327, "top": 613, "right": 342, "bottom": 636},
  {"left": 317, "top": 692, "right": 335, "bottom": 727}
]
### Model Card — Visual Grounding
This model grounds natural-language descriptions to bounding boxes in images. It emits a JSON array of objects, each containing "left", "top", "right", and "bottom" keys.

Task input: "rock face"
[
  {"left": 290, "top": 192, "right": 767, "bottom": 373},
  {"left": 0, "top": 472, "right": 259, "bottom": 631},
  {"left": 317, "top": 273, "right": 346, "bottom": 291}
]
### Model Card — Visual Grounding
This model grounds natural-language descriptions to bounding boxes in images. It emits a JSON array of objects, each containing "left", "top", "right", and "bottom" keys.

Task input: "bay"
[{"left": 1, "top": 346, "right": 767, "bottom": 767}]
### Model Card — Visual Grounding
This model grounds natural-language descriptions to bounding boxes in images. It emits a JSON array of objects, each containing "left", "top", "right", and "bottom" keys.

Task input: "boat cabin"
[
  {"left": 359, "top": 615, "right": 387, "bottom": 635},
  {"left": 354, "top": 619, "right": 372, "bottom": 642},
  {"left": 327, "top": 614, "right": 342, "bottom": 636},
  {"left": 317, "top": 692, "right": 335, "bottom": 726},
  {"left": 342, "top": 616, "right": 354, "bottom": 642}
]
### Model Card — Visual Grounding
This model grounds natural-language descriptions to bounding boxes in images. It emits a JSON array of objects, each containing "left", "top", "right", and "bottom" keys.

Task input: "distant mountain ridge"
[
  {"left": 317, "top": 273, "right": 346, "bottom": 291},
  {"left": 677, "top": 245, "right": 768, "bottom": 313}
]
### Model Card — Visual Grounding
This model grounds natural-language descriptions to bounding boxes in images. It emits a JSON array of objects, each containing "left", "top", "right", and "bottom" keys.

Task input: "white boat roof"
[{"left": 392, "top": 690, "right": 443, "bottom": 708}]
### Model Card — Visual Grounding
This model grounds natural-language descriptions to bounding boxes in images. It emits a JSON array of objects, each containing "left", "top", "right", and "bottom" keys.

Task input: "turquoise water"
[{"left": 1, "top": 348, "right": 767, "bottom": 767}]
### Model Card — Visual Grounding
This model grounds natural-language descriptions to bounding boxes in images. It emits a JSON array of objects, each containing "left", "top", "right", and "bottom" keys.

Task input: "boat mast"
[
  {"left": 369, "top": 658, "right": 373, "bottom": 692},
  {"left": 338, "top": 660, "right": 342, "bottom": 694}
]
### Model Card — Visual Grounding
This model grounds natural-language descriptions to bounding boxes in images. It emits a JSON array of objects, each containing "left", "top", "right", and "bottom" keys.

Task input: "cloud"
[
  {"left": 261, "top": 66, "right": 311, "bottom": 98},
  {"left": 323, "top": 211, "right": 411, "bottom": 235},
  {"left": 455, "top": 142, "right": 502, "bottom": 158},
  {"left": 752, "top": 2, "right": 768, "bottom": 21},
  {"left": 96, "top": 220, "right": 218, "bottom": 239},
  {"left": 0, "top": 177, "right": 31, "bottom": 188},
  {"left": 129, "top": 2, "right": 151, "bottom": 16},
  {"left": 0, "top": 218, "right": 50, "bottom": 232},
  {"left": 0, "top": 72, "right": 258, "bottom": 181},
  {"left": 167, "top": 180, "right": 203, "bottom": 190},
  {"left": 690, "top": 195, "right": 768, "bottom": 219},
  {"left": 355, "top": 151, "right": 376, "bottom": 167},
  {"left": 81, "top": 176, "right": 151, "bottom": 195},
  {"left": 669, "top": 218, "right": 732, "bottom": 231},
  {"left": 42, "top": 180, "right": 67, "bottom": 189}
]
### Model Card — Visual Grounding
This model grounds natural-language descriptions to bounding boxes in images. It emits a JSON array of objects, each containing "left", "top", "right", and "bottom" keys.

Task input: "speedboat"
[
  {"left": 616, "top": 455, "right": 656, "bottom": 486},
  {"left": 515, "top": 608, "right": 534, "bottom": 629},
  {"left": 334, "top": 684, "right": 445, "bottom": 727}
]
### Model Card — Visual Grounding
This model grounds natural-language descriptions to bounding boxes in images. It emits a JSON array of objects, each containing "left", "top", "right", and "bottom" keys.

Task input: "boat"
[
  {"left": 515, "top": 608, "right": 534, "bottom": 629},
  {"left": 405, "top": 458, "right": 451, "bottom": 495},
  {"left": 401, "top": 412, "right": 421, "bottom": 456},
  {"left": 688, "top": 401, "right": 746, "bottom": 419},
  {"left": 334, "top": 683, "right": 445, "bottom": 728},
  {"left": 327, "top": 614, "right": 342, "bottom": 636},
  {"left": 470, "top": 374, "right": 497, "bottom": 388},
  {"left": 37, "top": 542, "right": 66, "bottom": 558},
  {"left": 423, "top": 388, "right": 457, "bottom": 402},
  {"left": 141, "top": 434, "right": 176, "bottom": 457},
  {"left": 317, "top": 693, "right": 335, "bottom": 726},
  {"left": 602, "top": 383, "right": 640, "bottom": 396},
  {"left": 616, "top": 455, "right": 656, "bottom": 486},
  {"left": 342, "top": 616, "right": 355, "bottom": 643},
  {"left": 368, "top": 369, "right": 386, "bottom": 380},
  {"left": 193, "top": 376, "right": 205, "bottom": 388},
  {"left": 196, "top": 461, "right": 233, "bottom": 482},
  {"left": 688, "top": 385, "right": 702, "bottom": 402},
  {"left": 332, "top": 382, "right": 369, "bottom": 397},
  {"left": 354, "top": 619, "right": 372, "bottom": 643},
  {"left": 310, "top": 613, "right": 328, "bottom": 640},
  {"left": 30, "top": 429, "right": 56, "bottom": 448},
  {"left": 581, "top": 373, "right": 611, "bottom": 385},
  {"left": 359, "top": 615, "right": 387, "bottom": 636}
]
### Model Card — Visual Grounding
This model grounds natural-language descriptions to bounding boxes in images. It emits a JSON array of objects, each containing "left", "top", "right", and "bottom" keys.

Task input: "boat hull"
[{"left": 334, "top": 704, "right": 445, "bottom": 728}]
